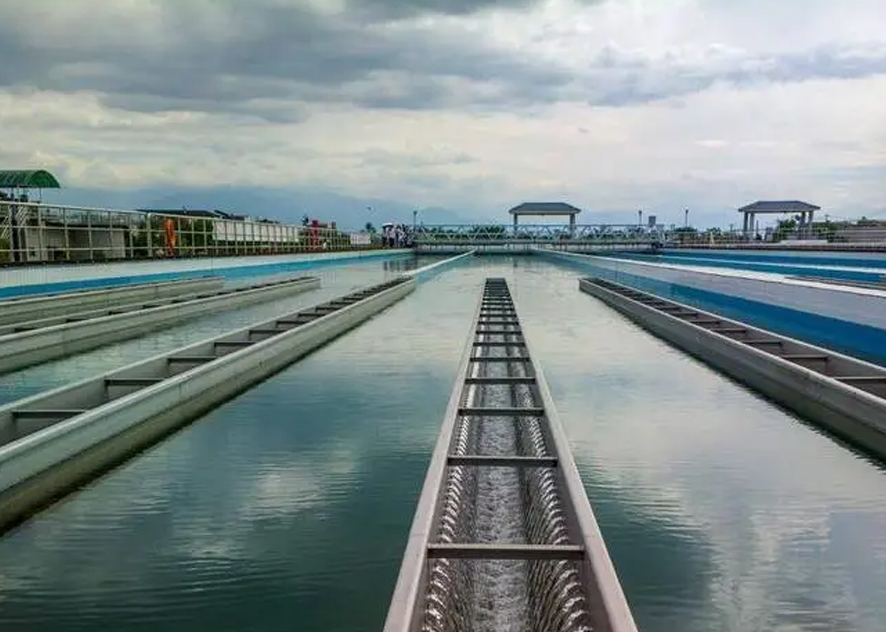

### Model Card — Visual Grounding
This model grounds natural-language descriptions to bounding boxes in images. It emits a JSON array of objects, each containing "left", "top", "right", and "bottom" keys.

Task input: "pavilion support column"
[{"left": 513, "top": 215, "right": 518, "bottom": 233}]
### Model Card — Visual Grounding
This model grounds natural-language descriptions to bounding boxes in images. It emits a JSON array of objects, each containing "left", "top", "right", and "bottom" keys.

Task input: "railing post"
[
  {"left": 62, "top": 208, "right": 70, "bottom": 261},
  {"left": 87, "top": 208, "right": 94, "bottom": 261},
  {"left": 35, "top": 205, "right": 45, "bottom": 262},
  {"left": 146, "top": 213, "right": 153, "bottom": 259}
]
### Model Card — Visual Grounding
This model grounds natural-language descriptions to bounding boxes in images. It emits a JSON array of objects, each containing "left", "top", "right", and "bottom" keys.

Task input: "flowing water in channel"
[{"left": 0, "top": 256, "right": 885, "bottom": 632}]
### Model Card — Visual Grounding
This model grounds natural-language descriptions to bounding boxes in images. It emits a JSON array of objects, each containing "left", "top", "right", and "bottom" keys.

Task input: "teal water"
[
  {"left": 0, "top": 255, "right": 436, "bottom": 406},
  {"left": 1, "top": 257, "right": 885, "bottom": 631}
]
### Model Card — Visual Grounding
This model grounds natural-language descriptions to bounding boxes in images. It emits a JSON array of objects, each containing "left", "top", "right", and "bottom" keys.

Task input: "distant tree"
[
  {"left": 672, "top": 226, "right": 697, "bottom": 244},
  {"left": 301, "top": 214, "right": 310, "bottom": 226},
  {"left": 364, "top": 221, "right": 376, "bottom": 233},
  {"left": 773, "top": 218, "right": 797, "bottom": 241}
]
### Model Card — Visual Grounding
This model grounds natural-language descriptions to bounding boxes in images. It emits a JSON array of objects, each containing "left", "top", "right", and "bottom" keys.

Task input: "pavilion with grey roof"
[
  {"left": 508, "top": 202, "right": 581, "bottom": 234},
  {"left": 739, "top": 200, "right": 820, "bottom": 236}
]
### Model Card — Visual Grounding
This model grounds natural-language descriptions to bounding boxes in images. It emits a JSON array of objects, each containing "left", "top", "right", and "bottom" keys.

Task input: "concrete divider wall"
[
  {"left": 604, "top": 252, "right": 886, "bottom": 283},
  {"left": 660, "top": 249, "right": 886, "bottom": 268},
  {"left": 0, "top": 277, "right": 224, "bottom": 326},
  {"left": 580, "top": 280, "right": 886, "bottom": 459},
  {"left": 0, "top": 249, "right": 413, "bottom": 299},
  {"left": 539, "top": 249, "right": 886, "bottom": 368},
  {"left": 0, "top": 279, "right": 415, "bottom": 531},
  {"left": 0, "top": 277, "right": 320, "bottom": 375}
]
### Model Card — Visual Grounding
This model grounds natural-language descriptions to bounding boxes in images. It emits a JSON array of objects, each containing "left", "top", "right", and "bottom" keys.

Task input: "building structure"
[
  {"left": 739, "top": 200, "right": 820, "bottom": 237},
  {"left": 508, "top": 202, "right": 582, "bottom": 235}
]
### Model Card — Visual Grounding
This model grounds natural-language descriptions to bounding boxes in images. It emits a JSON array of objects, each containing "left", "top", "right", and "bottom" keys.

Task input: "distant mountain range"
[
  {"left": 40, "top": 185, "right": 477, "bottom": 229},
  {"left": 40, "top": 185, "right": 706, "bottom": 227},
  {"left": 39, "top": 185, "right": 882, "bottom": 229}
]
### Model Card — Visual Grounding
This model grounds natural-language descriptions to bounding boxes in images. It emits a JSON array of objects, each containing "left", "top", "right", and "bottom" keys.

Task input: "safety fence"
[
  {"left": 0, "top": 202, "right": 378, "bottom": 264},
  {"left": 415, "top": 223, "right": 886, "bottom": 250}
]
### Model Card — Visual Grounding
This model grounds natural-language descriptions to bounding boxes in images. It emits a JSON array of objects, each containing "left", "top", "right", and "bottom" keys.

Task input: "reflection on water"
[
  {"left": 0, "top": 257, "right": 884, "bottom": 632},
  {"left": 0, "top": 255, "right": 441, "bottom": 406},
  {"left": 382, "top": 257, "right": 422, "bottom": 272}
]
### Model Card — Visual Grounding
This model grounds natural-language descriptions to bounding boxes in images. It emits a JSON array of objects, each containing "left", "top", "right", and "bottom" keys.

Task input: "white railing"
[
  {"left": 414, "top": 223, "right": 886, "bottom": 249},
  {"left": 0, "top": 201, "right": 380, "bottom": 264},
  {"left": 414, "top": 223, "right": 667, "bottom": 245}
]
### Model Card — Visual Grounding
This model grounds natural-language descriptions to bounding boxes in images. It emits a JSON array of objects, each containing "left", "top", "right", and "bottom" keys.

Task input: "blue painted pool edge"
[
  {"left": 538, "top": 250, "right": 886, "bottom": 368},
  {"left": 0, "top": 250, "right": 413, "bottom": 299},
  {"left": 660, "top": 249, "right": 886, "bottom": 269},
  {"left": 607, "top": 252, "right": 886, "bottom": 283}
]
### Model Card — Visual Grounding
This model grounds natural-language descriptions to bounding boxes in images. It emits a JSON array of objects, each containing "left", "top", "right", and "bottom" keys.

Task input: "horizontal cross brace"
[
  {"left": 458, "top": 407, "right": 544, "bottom": 417},
  {"left": 475, "top": 329, "right": 522, "bottom": 335},
  {"left": 13, "top": 409, "right": 88, "bottom": 419},
  {"left": 167, "top": 355, "right": 217, "bottom": 363},
  {"left": 464, "top": 376, "right": 535, "bottom": 385},
  {"left": 104, "top": 377, "right": 164, "bottom": 386},
  {"left": 447, "top": 455, "right": 557, "bottom": 467},
  {"left": 426, "top": 543, "right": 584, "bottom": 561}
]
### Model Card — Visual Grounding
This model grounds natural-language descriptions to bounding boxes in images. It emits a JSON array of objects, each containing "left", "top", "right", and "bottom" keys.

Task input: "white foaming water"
[{"left": 471, "top": 352, "right": 530, "bottom": 632}]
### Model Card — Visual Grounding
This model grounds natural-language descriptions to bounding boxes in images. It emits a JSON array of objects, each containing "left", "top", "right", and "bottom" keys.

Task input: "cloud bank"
[{"left": 1, "top": 0, "right": 885, "bottom": 225}]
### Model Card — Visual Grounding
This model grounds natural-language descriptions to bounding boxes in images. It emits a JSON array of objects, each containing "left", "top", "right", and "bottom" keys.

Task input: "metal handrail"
[{"left": 0, "top": 201, "right": 379, "bottom": 263}]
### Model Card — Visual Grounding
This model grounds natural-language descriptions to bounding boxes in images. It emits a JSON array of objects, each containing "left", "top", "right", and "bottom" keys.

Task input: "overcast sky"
[{"left": 1, "top": 0, "right": 885, "bottom": 225}]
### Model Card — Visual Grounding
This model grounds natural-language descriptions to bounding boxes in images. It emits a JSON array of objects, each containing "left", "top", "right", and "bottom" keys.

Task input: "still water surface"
[
  {"left": 0, "top": 255, "right": 425, "bottom": 406},
  {"left": 0, "top": 257, "right": 884, "bottom": 631}
]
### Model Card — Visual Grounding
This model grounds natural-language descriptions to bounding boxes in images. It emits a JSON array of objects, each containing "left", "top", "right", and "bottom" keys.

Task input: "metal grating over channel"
[{"left": 384, "top": 278, "right": 637, "bottom": 632}]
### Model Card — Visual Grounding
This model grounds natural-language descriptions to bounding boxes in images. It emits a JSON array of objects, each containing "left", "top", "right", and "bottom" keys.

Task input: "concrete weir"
[
  {"left": 0, "top": 276, "right": 224, "bottom": 326},
  {"left": 0, "top": 276, "right": 415, "bottom": 534},
  {"left": 580, "top": 277, "right": 886, "bottom": 460},
  {"left": 0, "top": 275, "right": 320, "bottom": 375}
]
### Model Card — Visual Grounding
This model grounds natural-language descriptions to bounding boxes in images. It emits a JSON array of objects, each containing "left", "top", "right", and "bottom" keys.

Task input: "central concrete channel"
[{"left": 385, "top": 277, "right": 636, "bottom": 632}]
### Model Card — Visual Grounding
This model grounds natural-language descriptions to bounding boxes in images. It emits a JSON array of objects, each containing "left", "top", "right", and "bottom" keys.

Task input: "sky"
[{"left": 1, "top": 0, "right": 885, "bottom": 228}]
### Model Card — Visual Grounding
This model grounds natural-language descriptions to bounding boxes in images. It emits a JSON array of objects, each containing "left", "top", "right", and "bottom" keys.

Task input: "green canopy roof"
[{"left": 0, "top": 170, "right": 61, "bottom": 189}]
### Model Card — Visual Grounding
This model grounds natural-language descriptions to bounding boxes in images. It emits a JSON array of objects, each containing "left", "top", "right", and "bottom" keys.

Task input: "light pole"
[
  {"left": 412, "top": 209, "right": 418, "bottom": 232},
  {"left": 638, "top": 209, "right": 643, "bottom": 227}
]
